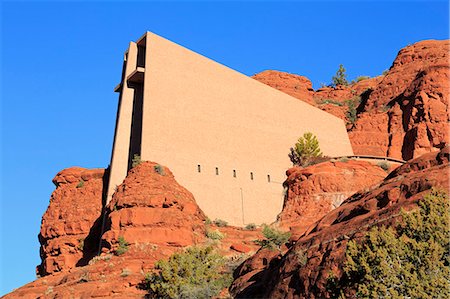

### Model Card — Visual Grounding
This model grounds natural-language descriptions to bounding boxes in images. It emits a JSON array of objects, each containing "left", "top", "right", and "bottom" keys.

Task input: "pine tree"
[
  {"left": 289, "top": 132, "right": 322, "bottom": 166},
  {"left": 332, "top": 64, "right": 348, "bottom": 86}
]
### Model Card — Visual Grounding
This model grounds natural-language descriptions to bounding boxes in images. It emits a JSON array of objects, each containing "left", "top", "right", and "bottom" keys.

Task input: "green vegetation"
[
  {"left": 154, "top": 164, "right": 165, "bottom": 176},
  {"left": 120, "top": 268, "right": 132, "bottom": 277},
  {"left": 338, "top": 189, "right": 449, "bottom": 298},
  {"left": 76, "top": 179, "right": 85, "bottom": 188},
  {"left": 254, "top": 225, "right": 291, "bottom": 250},
  {"left": 206, "top": 229, "right": 224, "bottom": 240},
  {"left": 289, "top": 132, "right": 323, "bottom": 166},
  {"left": 204, "top": 218, "right": 212, "bottom": 225},
  {"left": 316, "top": 98, "right": 344, "bottom": 106},
  {"left": 213, "top": 219, "right": 228, "bottom": 227},
  {"left": 356, "top": 75, "right": 370, "bottom": 82},
  {"left": 244, "top": 223, "right": 257, "bottom": 231},
  {"left": 331, "top": 64, "right": 349, "bottom": 86},
  {"left": 77, "top": 238, "right": 84, "bottom": 251},
  {"left": 377, "top": 161, "right": 390, "bottom": 172},
  {"left": 115, "top": 236, "right": 129, "bottom": 256},
  {"left": 131, "top": 154, "right": 142, "bottom": 168},
  {"left": 293, "top": 248, "right": 308, "bottom": 267},
  {"left": 145, "top": 246, "right": 232, "bottom": 299}
]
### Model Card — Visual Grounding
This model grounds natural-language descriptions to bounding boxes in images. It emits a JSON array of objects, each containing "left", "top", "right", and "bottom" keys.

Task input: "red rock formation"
[
  {"left": 5, "top": 162, "right": 264, "bottom": 298},
  {"left": 253, "top": 40, "right": 449, "bottom": 160},
  {"left": 37, "top": 167, "right": 105, "bottom": 276},
  {"left": 101, "top": 161, "right": 207, "bottom": 258},
  {"left": 349, "top": 40, "right": 449, "bottom": 160},
  {"left": 252, "top": 70, "right": 315, "bottom": 105},
  {"left": 230, "top": 147, "right": 449, "bottom": 299},
  {"left": 278, "top": 160, "right": 387, "bottom": 237}
]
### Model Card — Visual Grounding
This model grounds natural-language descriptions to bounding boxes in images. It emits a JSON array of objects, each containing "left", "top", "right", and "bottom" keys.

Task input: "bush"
[
  {"left": 145, "top": 246, "right": 232, "bottom": 299},
  {"left": 345, "top": 96, "right": 361, "bottom": 126},
  {"left": 244, "top": 223, "right": 257, "bottom": 231},
  {"left": 316, "top": 99, "right": 344, "bottom": 106},
  {"left": 154, "top": 164, "right": 165, "bottom": 175},
  {"left": 377, "top": 161, "right": 390, "bottom": 171},
  {"left": 131, "top": 154, "right": 142, "bottom": 168},
  {"left": 289, "top": 132, "right": 323, "bottom": 166},
  {"left": 206, "top": 229, "right": 224, "bottom": 240},
  {"left": 341, "top": 189, "right": 449, "bottom": 298},
  {"left": 356, "top": 75, "right": 370, "bottom": 82},
  {"left": 213, "top": 219, "right": 228, "bottom": 227},
  {"left": 331, "top": 64, "right": 349, "bottom": 86},
  {"left": 254, "top": 225, "right": 291, "bottom": 250},
  {"left": 115, "top": 236, "right": 129, "bottom": 256},
  {"left": 76, "top": 180, "right": 85, "bottom": 188}
]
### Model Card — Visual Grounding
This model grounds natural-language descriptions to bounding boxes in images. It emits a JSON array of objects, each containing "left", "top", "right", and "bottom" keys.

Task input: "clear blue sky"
[{"left": 1, "top": 0, "right": 448, "bottom": 295}]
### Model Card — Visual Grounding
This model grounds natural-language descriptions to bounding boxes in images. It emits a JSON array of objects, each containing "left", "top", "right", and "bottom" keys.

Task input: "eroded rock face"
[
  {"left": 252, "top": 70, "right": 315, "bottom": 105},
  {"left": 253, "top": 40, "right": 449, "bottom": 160},
  {"left": 37, "top": 167, "right": 105, "bottom": 276},
  {"left": 278, "top": 160, "right": 387, "bottom": 237},
  {"left": 230, "top": 148, "right": 449, "bottom": 299},
  {"left": 349, "top": 40, "right": 449, "bottom": 160},
  {"left": 101, "top": 161, "right": 207, "bottom": 254}
]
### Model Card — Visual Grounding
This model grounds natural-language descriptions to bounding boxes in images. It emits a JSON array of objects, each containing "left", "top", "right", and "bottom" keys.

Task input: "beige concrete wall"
[
  {"left": 133, "top": 32, "right": 354, "bottom": 226},
  {"left": 107, "top": 43, "right": 138, "bottom": 203}
]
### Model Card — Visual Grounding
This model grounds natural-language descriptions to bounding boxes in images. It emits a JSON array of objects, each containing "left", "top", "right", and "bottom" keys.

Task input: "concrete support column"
[{"left": 106, "top": 42, "right": 138, "bottom": 203}]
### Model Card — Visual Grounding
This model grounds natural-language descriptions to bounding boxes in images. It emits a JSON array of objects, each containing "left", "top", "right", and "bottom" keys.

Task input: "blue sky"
[{"left": 1, "top": 0, "right": 448, "bottom": 295}]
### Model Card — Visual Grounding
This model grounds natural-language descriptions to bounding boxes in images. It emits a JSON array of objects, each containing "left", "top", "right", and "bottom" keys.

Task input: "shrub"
[
  {"left": 356, "top": 75, "right": 370, "bottom": 82},
  {"left": 120, "top": 268, "right": 132, "bottom": 277},
  {"left": 77, "top": 238, "right": 84, "bottom": 251},
  {"left": 254, "top": 225, "right": 291, "bottom": 250},
  {"left": 131, "top": 154, "right": 142, "bottom": 168},
  {"left": 76, "top": 180, "right": 85, "bottom": 188},
  {"left": 145, "top": 246, "right": 232, "bottom": 299},
  {"left": 154, "top": 164, "right": 165, "bottom": 175},
  {"left": 115, "top": 236, "right": 129, "bottom": 256},
  {"left": 377, "top": 161, "right": 390, "bottom": 171},
  {"left": 289, "top": 132, "right": 323, "bottom": 166},
  {"left": 213, "top": 219, "right": 228, "bottom": 227},
  {"left": 331, "top": 64, "right": 349, "bottom": 86},
  {"left": 316, "top": 99, "right": 344, "bottom": 106},
  {"left": 206, "top": 229, "right": 224, "bottom": 240},
  {"left": 244, "top": 223, "right": 257, "bottom": 231},
  {"left": 205, "top": 218, "right": 212, "bottom": 225},
  {"left": 341, "top": 189, "right": 449, "bottom": 298},
  {"left": 293, "top": 248, "right": 308, "bottom": 267},
  {"left": 345, "top": 96, "right": 361, "bottom": 126}
]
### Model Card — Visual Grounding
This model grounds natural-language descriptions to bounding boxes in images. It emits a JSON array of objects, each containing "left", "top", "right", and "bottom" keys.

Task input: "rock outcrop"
[
  {"left": 37, "top": 167, "right": 105, "bottom": 276},
  {"left": 230, "top": 147, "right": 449, "bottom": 299},
  {"left": 101, "top": 161, "right": 207, "bottom": 265},
  {"left": 5, "top": 162, "right": 261, "bottom": 298},
  {"left": 349, "top": 40, "right": 449, "bottom": 159},
  {"left": 278, "top": 160, "right": 388, "bottom": 237},
  {"left": 253, "top": 40, "right": 449, "bottom": 160}
]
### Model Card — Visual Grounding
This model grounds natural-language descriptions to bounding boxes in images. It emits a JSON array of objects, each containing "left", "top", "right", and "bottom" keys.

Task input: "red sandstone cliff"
[
  {"left": 37, "top": 167, "right": 105, "bottom": 276},
  {"left": 253, "top": 40, "right": 449, "bottom": 160},
  {"left": 278, "top": 160, "right": 388, "bottom": 237},
  {"left": 5, "top": 162, "right": 261, "bottom": 298},
  {"left": 230, "top": 147, "right": 449, "bottom": 299}
]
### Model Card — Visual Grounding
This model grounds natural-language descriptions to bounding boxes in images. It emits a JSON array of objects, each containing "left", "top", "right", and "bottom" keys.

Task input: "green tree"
[
  {"left": 254, "top": 225, "right": 291, "bottom": 250},
  {"left": 332, "top": 64, "right": 349, "bottom": 86},
  {"left": 145, "top": 246, "right": 232, "bottom": 299},
  {"left": 289, "top": 132, "right": 323, "bottom": 166},
  {"left": 342, "top": 189, "right": 449, "bottom": 299}
]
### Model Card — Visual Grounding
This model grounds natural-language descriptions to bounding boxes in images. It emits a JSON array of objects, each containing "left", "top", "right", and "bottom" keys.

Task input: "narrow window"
[
  {"left": 250, "top": 172, "right": 254, "bottom": 180},
  {"left": 233, "top": 170, "right": 236, "bottom": 178},
  {"left": 267, "top": 174, "right": 271, "bottom": 182},
  {"left": 216, "top": 167, "right": 219, "bottom": 175},
  {"left": 197, "top": 165, "right": 201, "bottom": 173}
]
